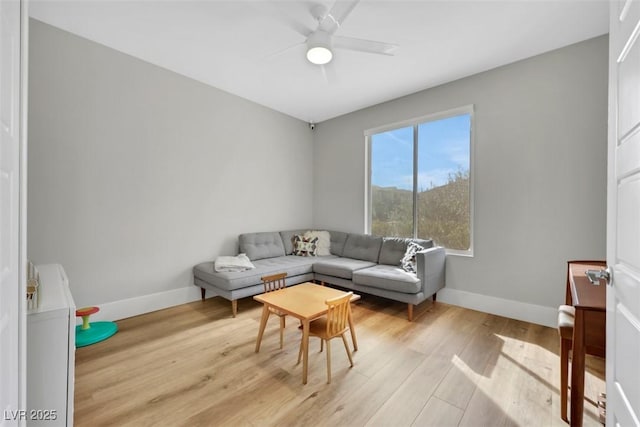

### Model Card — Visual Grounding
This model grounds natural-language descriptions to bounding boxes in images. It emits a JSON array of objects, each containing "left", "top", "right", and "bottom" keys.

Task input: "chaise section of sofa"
[
  {"left": 193, "top": 229, "right": 446, "bottom": 320},
  {"left": 313, "top": 234, "right": 445, "bottom": 321},
  {"left": 193, "top": 230, "right": 336, "bottom": 316}
]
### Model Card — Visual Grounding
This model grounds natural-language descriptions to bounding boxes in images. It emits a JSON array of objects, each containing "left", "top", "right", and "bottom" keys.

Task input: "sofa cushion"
[
  {"left": 342, "top": 233, "right": 383, "bottom": 262},
  {"left": 328, "top": 230, "right": 349, "bottom": 256},
  {"left": 313, "top": 257, "right": 377, "bottom": 280},
  {"left": 279, "top": 229, "right": 307, "bottom": 255},
  {"left": 239, "top": 232, "right": 286, "bottom": 261},
  {"left": 353, "top": 264, "right": 421, "bottom": 294},
  {"left": 378, "top": 237, "right": 411, "bottom": 266},
  {"left": 194, "top": 255, "right": 324, "bottom": 291},
  {"left": 292, "top": 235, "right": 318, "bottom": 257}
]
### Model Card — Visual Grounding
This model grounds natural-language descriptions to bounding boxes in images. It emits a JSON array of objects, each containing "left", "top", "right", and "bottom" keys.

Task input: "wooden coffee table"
[{"left": 254, "top": 282, "right": 359, "bottom": 384}]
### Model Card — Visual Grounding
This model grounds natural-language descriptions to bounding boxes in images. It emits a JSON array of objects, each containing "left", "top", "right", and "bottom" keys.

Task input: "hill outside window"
[{"left": 366, "top": 105, "right": 474, "bottom": 256}]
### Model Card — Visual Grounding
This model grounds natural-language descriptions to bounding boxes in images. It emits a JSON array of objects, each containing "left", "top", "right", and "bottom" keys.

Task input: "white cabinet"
[{"left": 27, "top": 264, "right": 75, "bottom": 427}]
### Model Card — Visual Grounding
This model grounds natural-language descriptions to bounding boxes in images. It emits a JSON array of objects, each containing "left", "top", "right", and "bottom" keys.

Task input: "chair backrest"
[
  {"left": 325, "top": 292, "right": 353, "bottom": 338},
  {"left": 261, "top": 272, "right": 287, "bottom": 293}
]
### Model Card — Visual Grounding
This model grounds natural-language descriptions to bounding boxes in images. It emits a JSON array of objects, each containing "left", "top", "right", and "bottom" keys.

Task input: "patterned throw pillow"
[
  {"left": 400, "top": 241, "right": 425, "bottom": 273},
  {"left": 303, "top": 230, "right": 331, "bottom": 256},
  {"left": 292, "top": 235, "right": 319, "bottom": 257}
]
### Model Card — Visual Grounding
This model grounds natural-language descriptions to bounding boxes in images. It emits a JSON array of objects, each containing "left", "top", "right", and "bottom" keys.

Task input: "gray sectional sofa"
[{"left": 193, "top": 230, "right": 446, "bottom": 321}]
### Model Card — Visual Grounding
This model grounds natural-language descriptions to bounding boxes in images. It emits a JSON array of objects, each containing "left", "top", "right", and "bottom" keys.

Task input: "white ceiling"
[{"left": 29, "top": 0, "right": 609, "bottom": 123}]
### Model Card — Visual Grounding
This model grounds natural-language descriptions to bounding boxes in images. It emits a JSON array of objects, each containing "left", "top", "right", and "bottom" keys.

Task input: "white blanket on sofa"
[{"left": 214, "top": 253, "right": 256, "bottom": 272}]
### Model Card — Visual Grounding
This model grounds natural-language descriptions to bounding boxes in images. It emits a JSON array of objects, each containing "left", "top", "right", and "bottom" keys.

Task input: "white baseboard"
[
  {"left": 78, "top": 285, "right": 557, "bottom": 329},
  {"left": 437, "top": 288, "right": 558, "bottom": 328},
  {"left": 77, "top": 286, "right": 209, "bottom": 324}
]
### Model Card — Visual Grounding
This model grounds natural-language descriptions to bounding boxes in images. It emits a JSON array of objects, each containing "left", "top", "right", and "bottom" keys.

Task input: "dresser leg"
[{"left": 570, "top": 309, "right": 586, "bottom": 426}]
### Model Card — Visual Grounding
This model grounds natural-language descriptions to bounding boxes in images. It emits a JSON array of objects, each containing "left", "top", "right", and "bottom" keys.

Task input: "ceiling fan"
[{"left": 274, "top": 0, "right": 398, "bottom": 65}]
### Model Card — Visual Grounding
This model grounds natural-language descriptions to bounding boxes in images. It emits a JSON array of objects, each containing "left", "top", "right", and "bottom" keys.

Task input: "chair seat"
[
  {"left": 300, "top": 318, "right": 348, "bottom": 340},
  {"left": 558, "top": 305, "right": 575, "bottom": 340},
  {"left": 559, "top": 304, "right": 576, "bottom": 317},
  {"left": 558, "top": 313, "right": 574, "bottom": 339}
]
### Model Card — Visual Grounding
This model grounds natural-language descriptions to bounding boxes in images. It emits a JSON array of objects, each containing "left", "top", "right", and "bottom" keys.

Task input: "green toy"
[{"left": 75, "top": 306, "right": 118, "bottom": 347}]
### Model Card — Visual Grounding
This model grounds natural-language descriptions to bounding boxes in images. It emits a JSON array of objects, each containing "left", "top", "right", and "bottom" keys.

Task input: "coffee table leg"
[
  {"left": 302, "top": 319, "right": 310, "bottom": 384},
  {"left": 255, "top": 305, "right": 270, "bottom": 353},
  {"left": 348, "top": 305, "right": 358, "bottom": 351}
]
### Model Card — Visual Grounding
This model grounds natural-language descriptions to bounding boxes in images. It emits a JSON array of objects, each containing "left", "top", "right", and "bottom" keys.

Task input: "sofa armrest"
[{"left": 415, "top": 246, "right": 446, "bottom": 297}]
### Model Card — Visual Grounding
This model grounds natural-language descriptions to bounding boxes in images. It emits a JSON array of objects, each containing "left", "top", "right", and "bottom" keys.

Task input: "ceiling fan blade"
[
  {"left": 261, "top": 41, "right": 306, "bottom": 61},
  {"left": 320, "top": 61, "right": 338, "bottom": 85},
  {"left": 332, "top": 35, "right": 398, "bottom": 56},
  {"left": 319, "top": 0, "right": 360, "bottom": 35}
]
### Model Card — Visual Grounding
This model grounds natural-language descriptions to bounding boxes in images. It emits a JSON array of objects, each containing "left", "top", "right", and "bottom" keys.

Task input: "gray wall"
[
  {"left": 28, "top": 20, "right": 313, "bottom": 307},
  {"left": 28, "top": 17, "right": 608, "bottom": 315},
  {"left": 312, "top": 36, "right": 608, "bottom": 309}
]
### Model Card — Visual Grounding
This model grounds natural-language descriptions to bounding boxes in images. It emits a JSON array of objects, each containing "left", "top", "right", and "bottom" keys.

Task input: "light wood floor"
[{"left": 74, "top": 295, "right": 605, "bottom": 426}]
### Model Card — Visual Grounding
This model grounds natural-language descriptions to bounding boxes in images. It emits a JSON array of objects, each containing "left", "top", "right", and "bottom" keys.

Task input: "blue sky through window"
[
  {"left": 371, "top": 126, "right": 413, "bottom": 191},
  {"left": 371, "top": 114, "right": 471, "bottom": 190}
]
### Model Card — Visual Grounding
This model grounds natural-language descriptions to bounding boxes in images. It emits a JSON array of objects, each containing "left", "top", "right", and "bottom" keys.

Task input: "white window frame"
[{"left": 364, "top": 105, "right": 475, "bottom": 257}]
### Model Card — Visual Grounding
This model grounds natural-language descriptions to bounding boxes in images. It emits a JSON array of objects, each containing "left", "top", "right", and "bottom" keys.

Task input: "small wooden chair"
[
  {"left": 298, "top": 292, "right": 354, "bottom": 384},
  {"left": 261, "top": 272, "right": 288, "bottom": 349}
]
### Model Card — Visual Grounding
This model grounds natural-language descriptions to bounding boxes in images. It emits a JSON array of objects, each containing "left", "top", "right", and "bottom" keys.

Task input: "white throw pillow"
[{"left": 304, "top": 230, "right": 331, "bottom": 256}]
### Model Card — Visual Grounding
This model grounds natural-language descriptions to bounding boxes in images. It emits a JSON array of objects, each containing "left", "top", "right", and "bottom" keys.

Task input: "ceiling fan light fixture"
[
  {"left": 307, "top": 46, "right": 332, "bottom": 65},
  {"left": 306, "top": 31, "right": 333, "bottom": 65}
]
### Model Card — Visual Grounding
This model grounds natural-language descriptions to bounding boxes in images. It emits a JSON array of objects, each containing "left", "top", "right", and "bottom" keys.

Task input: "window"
[{"left": 367, "top": 106, "right": 473, "bottom": 255}]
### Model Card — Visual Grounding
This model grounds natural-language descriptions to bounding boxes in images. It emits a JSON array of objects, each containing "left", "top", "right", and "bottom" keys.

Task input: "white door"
[
  {"left": 606, "top": 0, "right": 640, "bottom": 425},
  {"left": 0, "top": 0, "right": 26, "bottom": 425}
]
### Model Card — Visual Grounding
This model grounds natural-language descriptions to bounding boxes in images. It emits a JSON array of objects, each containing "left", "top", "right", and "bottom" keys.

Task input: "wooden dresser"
[{"left": 565, "top": 260, "right": 606, "bottom": 426}]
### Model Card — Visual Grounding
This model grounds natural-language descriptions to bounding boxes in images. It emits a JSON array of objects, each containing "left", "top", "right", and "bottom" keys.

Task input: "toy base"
[{"left": 76, "top": 321, "right": 118, "bottom": 347}]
